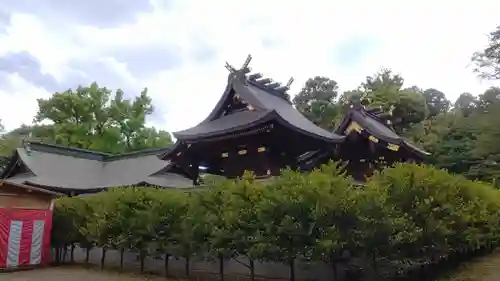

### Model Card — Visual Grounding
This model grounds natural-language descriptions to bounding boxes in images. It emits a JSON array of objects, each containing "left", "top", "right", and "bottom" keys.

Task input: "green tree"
[
  {"left": 293, "top": 76, "right": 342, "bottom": 130},
  {"left": 478, "top": 87, "right": 500, "bottom": 109},
  {"left": 154, "top": 190, "right": 188, "bottom": 277},
  {"left": 454, "top": 92, "right": 477, "bottom": 117},
  {"left": 34, "top": 82, "right": 173, "bottom": 153},
  {"left": 223, "top": 173, "right": 267, "bottom": 281},
  {"left": 308, "top": 163, "right": 359, "bottom": 281},
  {"left": 432, "top": 116, "right": 479, "bottom": 176},
  {"left": 339, "top": 89, "right": 364, "bottom": 108},
  {"left": 472, "top": 25, "right": 500, "bottom": 80},
  {"left": 170, "top": 193, "right": 209, "bottom": 277},
  {"left": 422, "top": 88, "right": 450, "bottom": 118},
  {"left": 0, "top": 124, "right": 57, "bottom": 174},
  {"left": 374, "top": 165, "right": 461, "bottom": 258},
  {"left": 79, "top": 192, "right": 120, "bottom": 269},
  {"left": 349, "top": 69, "right": 428, "bottom": 133},
  {"left": 0, "top": 121, "right": 17, "bottom": 173},
  {"left": 259, "top": 169, "right": 319, "bottom": 281},
  {"left": 112, "top": 188, "right": 162, "bottom": 272},
  {"left": 359, "top": 174, "right": 420, "bottom": 278},
  {"left": 52, "top": 197, "right": 94, "bottom": 263},
  {"left": 197, "top": 180, "right": 236, "bottom": 281}
]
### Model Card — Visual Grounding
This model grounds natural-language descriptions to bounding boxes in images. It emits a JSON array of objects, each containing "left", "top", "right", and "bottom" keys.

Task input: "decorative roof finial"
[
  {"left": 352, "top": 100, "right": 363, "bottom": 111},
  {"left": 225, "top": 54, "right": 253, "bottom": 86},
  {"left": 286, "top": 77, "right": 294, "bottom": 87},
  {"left": 241, "top": 54, "right": 252, "bottom": 69},
  {"left": 225, "top": 62, "right": 237, "bottom": 73},
  {"left": 22, "top": 133, "right": 33, "bottom": 155}
]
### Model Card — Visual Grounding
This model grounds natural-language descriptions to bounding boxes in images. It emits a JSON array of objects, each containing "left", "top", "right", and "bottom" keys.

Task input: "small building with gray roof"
[{"left": 0, "top": 141, "right": 193, "bottom": 195}]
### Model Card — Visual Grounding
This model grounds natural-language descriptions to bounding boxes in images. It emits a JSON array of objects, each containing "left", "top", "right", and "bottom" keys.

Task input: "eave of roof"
[
  {"left": 0, "top": 179, "right": 63, "bottom": 196},
  {"left": 174, "top": 110, "right": 273, "bottom": 140}
]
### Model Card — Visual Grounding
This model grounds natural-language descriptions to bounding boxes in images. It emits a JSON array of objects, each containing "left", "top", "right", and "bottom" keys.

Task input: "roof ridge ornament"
[
  {"left": 225, "top": 54, "right": 252, "bottom": 86},
  {"left": 351, "top": 100, "right": 364, "bottom": 111},
  {"left": 22, "top": 132, "right": 33, "bottom": 155},
  {"left": 273, "top": 77, "right": 294, "bottom": 93}
]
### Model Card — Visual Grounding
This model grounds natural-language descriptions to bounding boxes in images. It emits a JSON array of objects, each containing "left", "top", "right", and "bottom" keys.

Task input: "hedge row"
[{"left": 51, "top": 163, "right": 500, "bottom": 281}]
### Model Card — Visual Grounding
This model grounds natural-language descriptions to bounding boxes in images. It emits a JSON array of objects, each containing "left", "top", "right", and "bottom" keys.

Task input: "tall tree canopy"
[
  {"left": 0, "top": 82, "right": 173, "bottom": 169},
  {"left": 472, "top": 25, "right": 500, "bottom": 80},
  {"left": 292, "top": 76, "right": 342, "bottom": 130},
  {"left": 359, "top": 69, "right": 428, "bottom": 132},
  {"left": 422, "top": 88, "right": 450, "bottom": 118},
  {"left": 289, "top": 25, "right": 500, "bottom": 185},
  {"left": 33, "top": 82, "right": 172, "bottom": 153}
]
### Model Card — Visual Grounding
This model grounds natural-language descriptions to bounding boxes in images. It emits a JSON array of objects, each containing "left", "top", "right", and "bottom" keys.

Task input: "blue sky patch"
[{"left": 333, "top": 36, "right": 378, "bottom": 67}]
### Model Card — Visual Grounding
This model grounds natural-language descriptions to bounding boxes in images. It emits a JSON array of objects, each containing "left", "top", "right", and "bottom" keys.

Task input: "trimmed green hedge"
[{"left": 51, "top": 163, "right": 500, "bottom": 281}]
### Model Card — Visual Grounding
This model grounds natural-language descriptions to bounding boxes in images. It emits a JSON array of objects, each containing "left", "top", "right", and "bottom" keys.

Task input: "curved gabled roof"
[
  {"left": 172, "top": 75, "right": 344, "bottom": 143},
  {"left": 234, "top": 80, "right": 344, "bottom": 142},
  {"left": 0, "top": 142, "right": 193, "bottom": 193},
  {"left": 337, "top": 108, "right": 430, "bottom": 157}
]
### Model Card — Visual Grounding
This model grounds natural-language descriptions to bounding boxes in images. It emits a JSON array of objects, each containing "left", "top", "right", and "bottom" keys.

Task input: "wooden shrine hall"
[
  {"left": 161, "top": 55, "right": 430, "bottom": 183},
  {"left": 298, "top": 103, "right": 430, "bottom": 181}
]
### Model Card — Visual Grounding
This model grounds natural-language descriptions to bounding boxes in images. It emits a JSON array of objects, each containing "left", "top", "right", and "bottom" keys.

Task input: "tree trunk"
[
  {"left": 164, "top": 253, "right": 170, "bottom": 277},
  {"left": 85, "top": 248, "right": 90, "bottom": 263},
  {"left": 100, "top": 248, "right": 107, "bottom": 269},
  {"left": 289, "top": 258, "right": 295, "bottom": 281},
  {"left": 70, "top": 244, "right": 75, "bottom": 262},
  {"left": 55, "top": 247, "right": 60, "bottom": 263},
  {"left": 63, "top": 245, "right": 68, "bottom": 262},
  {"left": 120, "top": 248, "right": 124, "bottom": 269},
  {"left": 140, "top": 252, "right": 145, "bottom": 273},
  {"left": 185, "top": 256, "right": 190, "bottom": 277},
  {"left": 249, "top": 259, "right": 255, "bottom": 281},
  {"left": 331, "top": 262, "right": 338, "bottom": 281},
  {"left": 219, "top": 254, "right": 225, "bottom": 281},
  {"left": 371, "top": 252, "right": 378, "bottom": 276}
]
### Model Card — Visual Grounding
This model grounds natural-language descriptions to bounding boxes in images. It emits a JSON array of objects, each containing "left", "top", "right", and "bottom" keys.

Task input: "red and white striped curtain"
[{"left": 0, "top": 207, "right": 53, "bottom": 268}]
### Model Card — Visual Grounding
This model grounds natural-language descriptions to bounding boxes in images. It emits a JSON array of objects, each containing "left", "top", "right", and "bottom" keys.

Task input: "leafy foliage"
[
  {"left": 52, "top": 163, "right": 500, "bottom": 280},
  {"left": 0, "top": 83, "right": 173, "bottom": 174},
  {"left": 287, "top": 24, "right": 500, "bottom": 184},
  {"left": 472, "top": 25, "right": 500, "bottom": 80},
  {"left": 293, "top": 76, "right": 342, "bottom": 130},
  {"left": 33, "top": 83, "right": 172, "bottom": 153}
]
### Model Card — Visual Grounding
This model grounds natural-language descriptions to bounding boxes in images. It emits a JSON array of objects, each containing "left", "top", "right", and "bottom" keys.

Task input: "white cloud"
[
  {"left": 0, "top": 73, "right": 50, "bottom": 130},
  {"left": 0, "top": 0, "right": 499, "bottom": 132}
]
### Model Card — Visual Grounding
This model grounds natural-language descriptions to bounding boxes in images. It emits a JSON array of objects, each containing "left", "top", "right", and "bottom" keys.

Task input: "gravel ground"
[
  {"left": 4, "top": 253, "right": 500, "bottom": 281},
  {"left": 0, "top": 266, "right": 170, "bottom": 281},
  {"left": 440, "top": 250, "right": 500, "bottom": 281}
]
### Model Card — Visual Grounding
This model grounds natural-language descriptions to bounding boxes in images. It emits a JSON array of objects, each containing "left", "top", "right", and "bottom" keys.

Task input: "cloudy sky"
[{"left": 0, "top": 0, "right": 499, "bottom": 132}]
